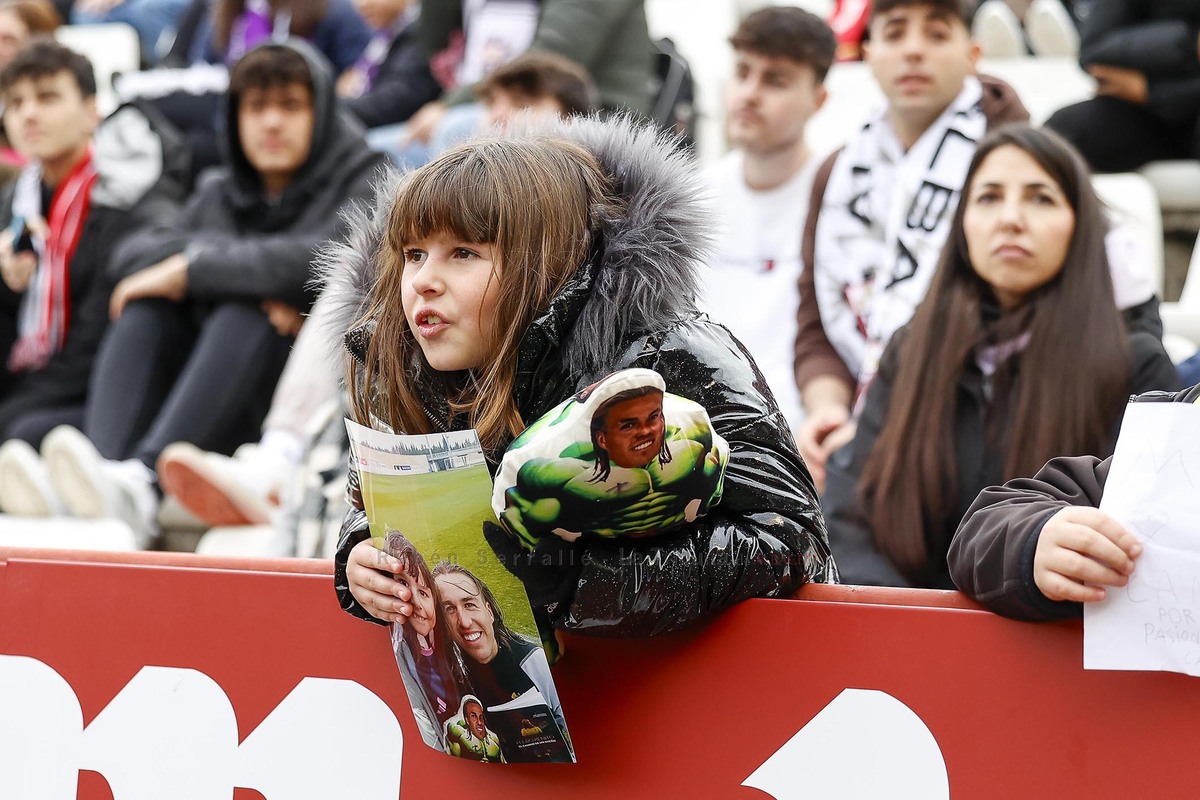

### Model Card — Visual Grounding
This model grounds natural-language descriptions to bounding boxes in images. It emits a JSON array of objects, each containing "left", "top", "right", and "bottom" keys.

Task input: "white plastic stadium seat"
[
  {"left": 973, "top": 1, "right": 1025, "bottom": 59},
  {"left": 55, "top": 22, "right": 140, "bottom": 117},
  {"left": 1160, "top": 233, "right": 1200, "bottom": 360},
  {"left": 1025, "top": 0, "right": 1080, "bottom": 59},
  {"left": 1092, "top": 172, "right": 1164, "bottom": 303},
  {"left": 1138, "top": 160, "right": 1200, "bottom": 219}
]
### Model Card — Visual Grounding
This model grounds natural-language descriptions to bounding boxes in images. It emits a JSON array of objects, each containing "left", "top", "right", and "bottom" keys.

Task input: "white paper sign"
[{"left": 1085, "top": 402, "right": 1200, "bottom": 675}]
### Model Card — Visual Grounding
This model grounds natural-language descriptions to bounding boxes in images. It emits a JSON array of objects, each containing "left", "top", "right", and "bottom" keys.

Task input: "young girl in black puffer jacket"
[{"left": 326, "top": 117, "right": 837, "bottom": 639}]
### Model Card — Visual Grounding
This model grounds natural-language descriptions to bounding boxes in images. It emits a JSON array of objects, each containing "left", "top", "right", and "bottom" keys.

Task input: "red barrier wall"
[{"left": 2, "top": 546, "right": 1198, "bottom": 799}]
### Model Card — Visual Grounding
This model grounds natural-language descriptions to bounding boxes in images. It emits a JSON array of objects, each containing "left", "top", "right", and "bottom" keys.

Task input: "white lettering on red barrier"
[
  {"left": 0, "top": 655, "right": 403, "bottom": 799},
  {"left": 742, "top": 689, "right": 948, "bottom": 800}
]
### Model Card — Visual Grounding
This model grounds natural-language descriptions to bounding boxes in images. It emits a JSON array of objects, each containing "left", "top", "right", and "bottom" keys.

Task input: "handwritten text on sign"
[{"left": 1087, "top": 402, "right": 1200, "bottom": 675}]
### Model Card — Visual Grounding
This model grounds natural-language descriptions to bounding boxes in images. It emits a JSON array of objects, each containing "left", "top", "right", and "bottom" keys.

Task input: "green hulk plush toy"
[{"left": 492, "top": 368, "right": 729, "bottom": 549}]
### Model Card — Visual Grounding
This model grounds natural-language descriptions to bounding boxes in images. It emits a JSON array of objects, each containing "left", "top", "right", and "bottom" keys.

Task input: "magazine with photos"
[{"left": 346, "top": 420, "right": 575, "bottom": 764}]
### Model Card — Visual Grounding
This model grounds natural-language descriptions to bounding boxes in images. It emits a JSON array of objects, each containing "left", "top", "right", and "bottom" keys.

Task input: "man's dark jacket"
[{"left": 1077, "top": 0, "right": 1200, "bottom": 124}]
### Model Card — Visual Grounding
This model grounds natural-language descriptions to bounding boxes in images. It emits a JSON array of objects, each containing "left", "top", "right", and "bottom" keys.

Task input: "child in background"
[
  {"left": 475, "top": 50, "right": 595, "bottom": 131},
  {"left": 368, "top": 48, "right": 596, "bottom": 168}
]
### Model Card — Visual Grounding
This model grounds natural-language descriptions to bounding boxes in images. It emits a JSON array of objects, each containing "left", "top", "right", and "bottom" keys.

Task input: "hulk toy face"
[
  {"left": 465, "top": 701, "right": 487, "bottom": 740},
  {"left": 436, "top": 573, "right": 499, "bottom": 664},
  {"left": 594, "top": 392, "right": 666, "bottom": 469},
  {"left": 491, "top": 367, "right": 730, "bottom": 546}
]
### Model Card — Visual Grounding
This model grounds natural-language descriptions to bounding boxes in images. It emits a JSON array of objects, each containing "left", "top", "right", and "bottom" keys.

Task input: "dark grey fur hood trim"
[
  {"left": 544, "top": 115, "right": 711, "bottom": 373},
  {"left": 317, "top": 115, "right": 713, "bottom": 372},
  {"left": 314, "top": 169, "right": 398, "bottom": 370}
]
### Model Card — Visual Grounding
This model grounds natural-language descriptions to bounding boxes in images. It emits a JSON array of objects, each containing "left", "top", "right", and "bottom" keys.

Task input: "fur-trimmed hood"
[{"left": 319, "top": 115, "right": 713, "bottom": 380}]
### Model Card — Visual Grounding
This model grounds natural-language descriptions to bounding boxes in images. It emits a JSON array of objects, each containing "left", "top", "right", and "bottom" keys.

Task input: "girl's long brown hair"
[
  {"left": 350, "top": 135, "right": 621, "bottom": 452},
  {"left": 860, "top": 125, "right": 1132, "bottom": 584}
]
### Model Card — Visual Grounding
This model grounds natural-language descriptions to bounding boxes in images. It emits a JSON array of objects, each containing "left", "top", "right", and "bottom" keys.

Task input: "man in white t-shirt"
[{"left": 699, "top": 6, "right": 837, "bottom": 433}]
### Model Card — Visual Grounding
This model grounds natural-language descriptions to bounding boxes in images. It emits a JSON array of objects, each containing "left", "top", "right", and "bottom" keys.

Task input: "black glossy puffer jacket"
[{"left": 323, "top": 116, "right": 837, "bottom": 638}]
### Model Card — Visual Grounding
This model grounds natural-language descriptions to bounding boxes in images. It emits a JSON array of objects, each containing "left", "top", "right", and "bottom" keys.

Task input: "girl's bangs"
[{"left": 388, "top": 150, "right": 505, "bottom": 251}]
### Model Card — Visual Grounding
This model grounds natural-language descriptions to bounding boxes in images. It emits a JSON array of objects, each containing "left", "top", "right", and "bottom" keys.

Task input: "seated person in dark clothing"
[
  {"left": 150, "top": 0, "right": 372, "bottom": 179},
  {"left": 0, "top": 38, "right": 185, "bottom": 516},
  {"left": 335, "top": 0, "right": 440, "bottom": 130},
  {"left": 1044, "top": 0, "right": 1200, "bottom": 173},
  {"left": 2, "top": 39, "right": 387, "bottom": 543},
  {"left": 146, "top": 50, "right": 595, "bottom": 533}
]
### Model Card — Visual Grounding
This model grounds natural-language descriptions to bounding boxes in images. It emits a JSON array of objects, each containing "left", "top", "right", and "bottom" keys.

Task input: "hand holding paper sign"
[
  {"left": 1034, "top": 507, "right": 1142, "bottom": 603},
  {"left": 1086, "top": 402, "right": 1200, "bottom": 676}
]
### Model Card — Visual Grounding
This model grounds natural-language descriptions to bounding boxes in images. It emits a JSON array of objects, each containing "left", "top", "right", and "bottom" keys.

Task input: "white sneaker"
[
  {"left": 42, "top": 426, "right": 159, "bottom": 547},
  {"left": 1026, "top": 0, "right": 1079, "bottom": 57},
  {"left": 973, "top": 0, "right": 1025, "bottom": 58},
  {"left": 157, "top": 442, "right": 289, "bottom": 526},
  {"left": 0, "top": 439, "right": 64, "bottom": 516}
]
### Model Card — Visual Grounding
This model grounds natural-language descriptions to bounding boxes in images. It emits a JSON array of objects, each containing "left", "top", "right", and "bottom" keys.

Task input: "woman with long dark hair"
[{"left": 823, "top": 124, "right": 1177, "bottom": 588}]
